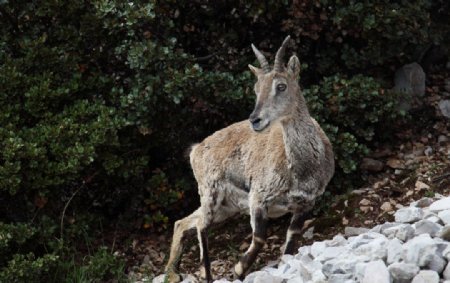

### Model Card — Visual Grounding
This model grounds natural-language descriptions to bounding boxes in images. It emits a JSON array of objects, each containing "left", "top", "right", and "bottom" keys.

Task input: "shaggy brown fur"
[{"left": 164, "top": 36, "right": 334, "bottom": 282}]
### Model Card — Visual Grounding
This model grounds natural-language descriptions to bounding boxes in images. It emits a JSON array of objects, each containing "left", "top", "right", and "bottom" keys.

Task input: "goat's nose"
[
  {"left": 249, "top": 114, "right": 261, "bottom": 128},
  {"left": 250, "top": 117, "right": 261, "bottom": 125},
  {"left": 249, "top": 113, "right": 257, "bottom": 122}
]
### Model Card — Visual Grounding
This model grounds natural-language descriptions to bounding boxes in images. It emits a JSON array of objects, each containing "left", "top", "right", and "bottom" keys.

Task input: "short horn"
[
  {"left": 251, "top": 44, "right": 271, "bottom": 73},
  {"left": 274, "top": 35, "right": 291, "bottom": 72}
]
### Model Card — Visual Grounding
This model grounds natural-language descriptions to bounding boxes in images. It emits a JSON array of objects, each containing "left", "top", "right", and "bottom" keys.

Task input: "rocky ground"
[
  {"left": 152, "top": 196, "right": 450, "bottom": 283},
  {"left": 124, "top": 67, "right": 450, "bottom": 282}
]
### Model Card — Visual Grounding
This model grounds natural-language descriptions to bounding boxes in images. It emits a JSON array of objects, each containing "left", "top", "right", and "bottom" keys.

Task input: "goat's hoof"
[
  {"left": 200, "top": 269, "right": 213, "bottom": 283},
  {"left": 233, "top": 262, "right": 245, "bottom": 280},
  {"left": 165, "top": 272, "right": 183, "bottom": 283}
]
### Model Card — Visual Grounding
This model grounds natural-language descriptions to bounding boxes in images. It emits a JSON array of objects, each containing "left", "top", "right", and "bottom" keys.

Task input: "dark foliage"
[{"left": 0, "top": 0, "right": 447, "bottom": 281}]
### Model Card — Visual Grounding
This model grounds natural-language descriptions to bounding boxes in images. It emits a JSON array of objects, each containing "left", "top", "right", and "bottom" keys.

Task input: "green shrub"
[
  {"left": 0, "top": 0, "right": 445, "bottom": 281},
  {"left": 56, "top": 247, "right": 127, "bottom": 283},
  {"left": 283, "top": 0, "right": 447, "bottom": 75},
  {"left": 0, "top": 221, "right": 127, "bottom": 283},
  {"left": 304, "top": 74, "right": 403, "bottom": 175},
  {"left": 0, "top": 253, "right": 59, "bottom": 283}
]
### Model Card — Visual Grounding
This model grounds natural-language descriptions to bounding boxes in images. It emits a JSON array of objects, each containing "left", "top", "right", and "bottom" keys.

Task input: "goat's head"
[{"left": 248, "top": 36, "right": 301, "bottom": 132}]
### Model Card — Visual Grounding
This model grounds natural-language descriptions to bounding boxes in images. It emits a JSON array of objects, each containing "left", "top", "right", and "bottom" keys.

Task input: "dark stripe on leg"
[
  {"left": 284, "top": 231, "right": 301, "bottom": 255},
  {"left": 254, "top": 208, "right": 268, "bottom": 239},
  {"left": 235, "top": 207, "right": 268, "bottom": 278},
  {"left": 284, "top": 212, "right": 309, "bottom": 255},
  {"left": 200, "top": 229, "right": 212, "bottom": 282}
]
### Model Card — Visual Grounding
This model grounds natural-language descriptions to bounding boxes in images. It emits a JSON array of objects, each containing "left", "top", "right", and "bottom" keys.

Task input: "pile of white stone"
[{"left": 213, "top": 196, "right": 450, "bottom": 283}]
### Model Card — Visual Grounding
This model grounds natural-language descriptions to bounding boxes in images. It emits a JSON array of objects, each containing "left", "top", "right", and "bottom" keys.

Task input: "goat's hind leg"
[
  {"left": 283, "top": 211, "right": 310, "bottom": 255},
  {"left": 197, "top": 223, "right": 212, "bottom": 282},
  {"left": 165, "top": 208, "right": 202, "bottom": 283}
]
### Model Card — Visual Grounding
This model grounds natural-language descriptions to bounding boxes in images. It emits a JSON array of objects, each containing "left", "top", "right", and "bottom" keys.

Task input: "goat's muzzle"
[{"left": 249, "top": 113, "right": 268, "bottom": 132}]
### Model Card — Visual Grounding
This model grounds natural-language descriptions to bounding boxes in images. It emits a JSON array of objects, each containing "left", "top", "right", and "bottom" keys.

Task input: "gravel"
[{"left": 153, "top": 196, "right": 450, "bottom": 283}]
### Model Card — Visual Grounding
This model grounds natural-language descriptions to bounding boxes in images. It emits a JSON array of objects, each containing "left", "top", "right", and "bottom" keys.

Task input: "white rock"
[
  {"left": 387, "top": 238, "right": 403, "bottom": 264},
  {"left": 315, "top": 246, "right": 348, "bottom": 263},
  {"left": 328, "top": 273, "right": 353, "bottom": 283},
  {"left": 427, "top": 254, "right": 446, "bottom": 273},
  {"left": 280, "top": 254, "right": 294, "bottom": 264},
  {"left": 298, "top": 254, "right": 322, "bottom": 274},
  {"left": 414, "top": 197, "right": 433, "bottom": 207},
  {"left": 310, "top": 241, "right": 326, "bottom": 258},
  {"left": 263, "top": 265, "right": 293, "bottom": 279},
  {"left": 354, "top": 236, "right": 388, "bottom": 260},
  {"left": 311, "top": 269, "right": 326, "bottom": 283},
  {"left": 325, "top": 234, "right": 347, "bottom": 247},
  {"left": 443, "top": 245, "right": 450, "bottom": 260},
  {"left": 370, "top": 224, "right": 382, "bottom": 233},
  {"left": 424, "top": 215, "right": 442, "bottom": 224},
  {"left": 434, "top": 238, "right": 449, "bottom": 255},
  {"left": 244, "top": 271, "right": 281, "bottom": 283},
  {"left": 288, "top": 257, "right": 312, "bottom": 280},
  {"left": 439, "top": 100, "right": 450, "bottom": 118},
  {"left": 424, "top": 146, "right": 433, "bottom": 156},
  {"left": 294, "top": 260, "right": 312, "bottom": 281},
  {"left": 303, "top": 227, "right": 314, "bottom": 240},
  {"left": 382, "top": 224, "right": 415, "bottom": 241},
  {"left": 439, "top": 210, "right": 450, "bottom": 225},
  {"left": 286, "top": 277, "right": 304, "bottom": 283},
  {"left": 439, "top": 225, "right": 450, "bottom": 241},
  {"left": 403, "top": 234, "right": 437, "bottom": 266},
  {"left": 411, "top": 270, "right": 439, "bottom": 283},
  {"left": 362, "top": 260, "right": 390, "bottom": 283},
  {"left": 394, "top": 62, "right": 426, "bottom": 98},
  {"left": 344, "top": 227, "right": 369, "bottom": 237},
  {"left": 323, "top": 257, "right": 366, "bottom": 276},
  {"left": 430, "top": 197, "right": 450, "bottom": 212},
  {"left": 379, "top": 222, "right": 401, "bottom": 232},
  {"left": 297, "top": 245, "right": 311, "bottom": 257},
  {"left": 152, "top": 274, "right": 166, "bottom": 283},
  {"left": 443, "top": 262, "right": 450, "bottom": 280},
  {"left": 414, "top": 219, "right": 442, "bottom": 236},
  {"left": 395, "top": 207, "right": 424, "bottom": 223},
  {"left": 388, "top": 262, "right": 419, "bottom": 282},
  {"left": 153, "top": 274, "right": 196, "bottom": 283},
  {"left": 354, "top": 262, "right": 369, "bottom": 282},
  {"left": 348, "top": 232, "right": 385, "bottom": 249},
  {"left": 181, "top": 274, "right": 197, "bottom": 283},
  {"left": 435, "top": 193, "right": 446, "bottom": 199}
]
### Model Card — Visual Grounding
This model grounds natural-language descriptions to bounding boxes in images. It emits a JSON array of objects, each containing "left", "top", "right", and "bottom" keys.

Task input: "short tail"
[{"left": 184, "top": 143, "right": 198, "bottom": 161}]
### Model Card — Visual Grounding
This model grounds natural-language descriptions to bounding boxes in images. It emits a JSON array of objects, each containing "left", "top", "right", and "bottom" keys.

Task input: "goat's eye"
[{"left": 277, "top": 84, "right": 287, "bottom": 92}]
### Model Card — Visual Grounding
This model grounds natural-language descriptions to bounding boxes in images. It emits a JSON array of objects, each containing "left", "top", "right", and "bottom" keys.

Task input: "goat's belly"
[
  {"left": 225, "top": 186, "right": 249, "bottom": 213},
  {"left": 267, "top": 195, "right": 309, "bottom": 218},
  {"left": 268, "top": 204, "right": 290, "bottom": 218}
]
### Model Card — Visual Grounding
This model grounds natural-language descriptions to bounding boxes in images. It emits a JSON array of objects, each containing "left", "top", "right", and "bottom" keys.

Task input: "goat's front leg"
[
  {"left": 283, "top": 211, "right": 309, "bottom": 255},
  {"left": 165, "top": 208, "right": 202, "bottom": 283},
  {"left": 197, "top": 190, "right": 224, "bottom": 283},
  {"left": 234, "top": 206, "right": 268, "bottom": 279}
]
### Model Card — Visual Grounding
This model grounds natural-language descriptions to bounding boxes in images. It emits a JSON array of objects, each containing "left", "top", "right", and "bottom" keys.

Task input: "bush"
[
  {"left": 0, "top": 0, "right": 446, "bottom": 280},
  {"left": 303, "top": 74, "right": 404, "bottom": 175},
  {"left": 283, "top": 0, "right": 447, "bottom": 75},
  {"left": 0, "top": 221, "right": 127, "bottom": 283}
]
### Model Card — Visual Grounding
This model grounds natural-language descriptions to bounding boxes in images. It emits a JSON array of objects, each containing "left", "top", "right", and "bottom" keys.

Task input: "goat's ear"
[
  {"left": 248, "top": 64, "right": 262, "bottom": 77},
  {"left": 287, "top": 55, "right": 300, "bottom": 78}
]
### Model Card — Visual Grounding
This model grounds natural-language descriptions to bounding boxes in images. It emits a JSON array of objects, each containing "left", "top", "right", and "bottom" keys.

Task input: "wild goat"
[{"left": 164, "top": 36, "right": 335, "bottom": 282}]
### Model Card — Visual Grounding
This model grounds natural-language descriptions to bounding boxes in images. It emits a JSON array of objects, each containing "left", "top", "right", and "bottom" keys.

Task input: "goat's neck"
[{"left": 280, "top": 98, "right": 314, "bottom": 168}]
